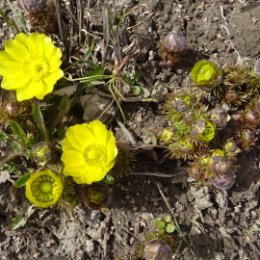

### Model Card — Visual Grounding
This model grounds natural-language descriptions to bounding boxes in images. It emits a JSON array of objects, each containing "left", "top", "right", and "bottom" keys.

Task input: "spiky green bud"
[
  {"left": 192, "top": 119, "right": 216, "bottom": 143},
  {"left": 190, "top": 60, "right": 222, "bottom": 89}
]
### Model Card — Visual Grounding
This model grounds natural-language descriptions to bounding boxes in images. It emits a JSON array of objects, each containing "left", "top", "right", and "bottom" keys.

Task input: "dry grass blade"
[{"left": 102, "top": 5, "right": 110, "bottom": 64}]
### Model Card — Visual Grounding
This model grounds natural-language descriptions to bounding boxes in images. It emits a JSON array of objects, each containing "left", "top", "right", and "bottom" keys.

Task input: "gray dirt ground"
[{"left": 0, "top": 1, "right": 259, "bottom": 260}]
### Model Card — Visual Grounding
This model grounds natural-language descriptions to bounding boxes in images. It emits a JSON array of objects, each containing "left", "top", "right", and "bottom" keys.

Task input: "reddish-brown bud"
[
  {"left": 162, "top": 31, "right": 186, "bottom": 53},
  {"left": 211, "top": 172, "right": 236, "bottom": 190},
  {"left": 210, "top": 107, "right": 230, "bottom": 128}
]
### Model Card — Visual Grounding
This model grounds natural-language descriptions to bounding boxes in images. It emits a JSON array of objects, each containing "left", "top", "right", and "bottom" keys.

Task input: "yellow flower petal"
[
  {"left": 62, "top": 125, "right": 88, "bottom": 152},
  {"left": 35, "top": 81, "right": 53, "bottom": 100},
  {"left": 73, "top": 167, "right": 105, "bottom": 184},
  {"left": 72, "top": 124, "right": 94, "bottom": 148},
  {"left": 88, "top": 120, "right": 108, "bottom": 145},
  {"left": 0, "top": 52, "right": 20, "bottom": 74},
  {"left": 14, "top": 33, "right": 29, "bottom": 48},
  {"left": 4, "top": 38, "right": 29, "bottom": 61},
  {"left": 1, "top": 76, "right": 31, "bottom": 90},
  {"left": 16, "top": 81, "right": 45, "bottom": 101},
  {"left": 48, "top": 49, "right": 62, "bottom": 70},
  {"left": 61, "top": 137, "right": 75, "bottom": 151},
  {"left": 0, "top": 32, "right": 63, "bottom": 101},
  {"left": 63, "top": 165, "right": 88, "bottom": 177},
  {"left": 42, "top": 36, "right": 55, "bottom": 58},
  {"left": 27, "top": 33, "right": 44, "bottom": 55},
  {"left": 61, "top": 150, "right": 86, "bottom": 167},
  {"left": 44, "top": 70, "right": 63, "bottom": 88},
  {"left": 106, "top": 131, "right": 118, "bottom": 159},
  {"left": 61, "top": 120, "right": 118, "bottom": 184}
]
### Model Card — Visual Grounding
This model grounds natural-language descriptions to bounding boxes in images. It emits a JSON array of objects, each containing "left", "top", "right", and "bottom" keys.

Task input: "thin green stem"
[{"left": 64, "top": 74, "right": 112, "bottom": 82}]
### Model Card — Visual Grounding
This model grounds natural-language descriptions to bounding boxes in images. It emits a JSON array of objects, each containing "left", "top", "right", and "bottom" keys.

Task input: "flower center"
[
  {"left": 40, "top": 181, "right": 52, "bottom": 193},
  {"left": 23, "top": 55, "right": 50, "bottom": 81},
  {"left": 84, "top": 144, "right": 107, "bottom": 166},
  {"left": 31, "top": 174, "right": 56, "bottom": 202}
]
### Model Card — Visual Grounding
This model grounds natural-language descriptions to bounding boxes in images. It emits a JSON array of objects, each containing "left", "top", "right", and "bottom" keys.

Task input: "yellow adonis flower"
[
  {"left": 26, "top": 169, "right": 63, "bottom": 208},
  {"left": 0, "top": 33, "right": 63, "bottom": 101},
  {"left": 61, "top": 120, "right": 118, "bottom": 185}
]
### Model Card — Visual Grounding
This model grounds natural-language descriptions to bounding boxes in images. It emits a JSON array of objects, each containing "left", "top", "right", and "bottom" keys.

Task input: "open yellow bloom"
[
  {"left": 26, "top": 169, "right": 63, "bottom": 208},
  {"left": 0, "top": 33, "right": 63, "bottom": 101},
  {"left": 61, "top": 120, "right": 118, "bottom": 184}
]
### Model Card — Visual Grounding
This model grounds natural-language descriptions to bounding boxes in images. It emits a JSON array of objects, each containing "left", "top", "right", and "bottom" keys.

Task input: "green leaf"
[
  {"left": 10, "top": 140, "right": 24, "bottom": 154},
  {"left": 131, "top": 86, "right": 144, "bottom": 96},
  {"left": 154, "top": 218, "right": 165, "bottom": 230},
  {"left": 163, "top": 214, "right": 172, "bottom": 223},
  {"left": 165, "top": 223, "right": 175, "bottom": 233},
  {"left": 1, "top": 163, "right": 21, "bottom": 176},
  {"left": 9, "top": 120, "right": 29, "bottom": 146},
  {"left": 0, "top": 130, "right": 8, "bottom": 142},
  {"left": 102, "top": 175, "right": 115, "bottom": 185},
  {"left": 11, "top": 216, "right": 27, "bottom": 230},
  {"left": 32, "top": 103, "right": 49, "bottom": 142},
  {"left": 14, "top": 173, "right": 31, "bottom": 188},
  {"left": 85, "top": 65, "right": 105, "bottom": 77}
]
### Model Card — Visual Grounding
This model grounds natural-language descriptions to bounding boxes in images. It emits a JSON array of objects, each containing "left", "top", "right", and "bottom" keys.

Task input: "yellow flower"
[
  {"left": 26, "top": 169, "right": 63, "bottom": 208},
  {"left": 0, "top": 33, "right": 63, "bottom": 101},
  {"left": 61, "top": 120, "right": 118, "bottom": 184}
]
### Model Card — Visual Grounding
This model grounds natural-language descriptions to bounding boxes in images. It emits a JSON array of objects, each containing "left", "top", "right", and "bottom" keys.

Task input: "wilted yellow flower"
[
  {"left": 61, "top": 120, "right": 118, "bottom": 184},
  {"left": 26, "top": 169, "right": 63, "bottom": 208},
  {"left": 0, "top": 32, "right": 63, "bottom": 101}
]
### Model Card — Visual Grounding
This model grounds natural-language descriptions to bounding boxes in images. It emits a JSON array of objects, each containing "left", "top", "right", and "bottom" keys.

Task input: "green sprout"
[{"left": 154, "top": 214, "right": 176, "bottom": 235}]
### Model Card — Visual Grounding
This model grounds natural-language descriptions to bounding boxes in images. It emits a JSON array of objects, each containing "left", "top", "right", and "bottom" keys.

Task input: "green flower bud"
[
  {"left": 190, "top": 60, "right": 222, "bottom": 89},
  {"left": 82, "top": 184, "right": 109, "bottom": 210},
  {"left": 192, "top": 119, "right": 216, "bottom": 143},
  {"left": 32, "top": 142, "right": 52, "bottom": 167},
  {"left": 224, "top": 139, "right": 240, "bottom": 155},
  {"left": 26, "top": 169, "right": 63, "bottom": 208}
]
